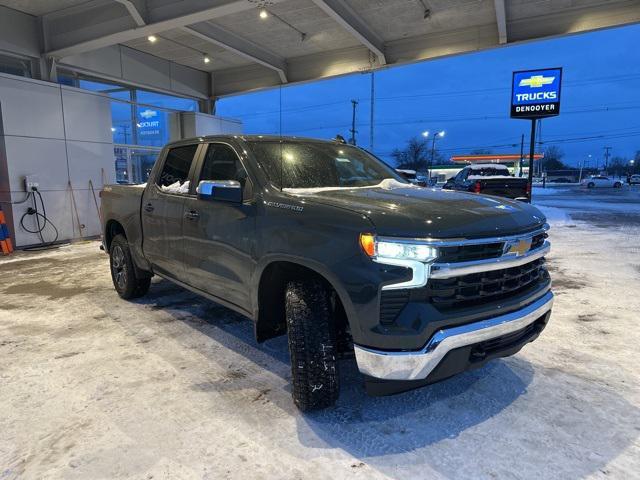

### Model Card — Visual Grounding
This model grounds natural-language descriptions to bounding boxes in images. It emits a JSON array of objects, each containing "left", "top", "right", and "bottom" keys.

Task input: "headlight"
[{"left": 359, "top": 233, "right": 438, "bottom": 262}]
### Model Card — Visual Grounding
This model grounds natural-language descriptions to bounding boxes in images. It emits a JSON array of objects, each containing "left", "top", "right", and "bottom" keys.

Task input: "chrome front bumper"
[{"left": 354, "top": 291, "right": 554, "bottom": 381}]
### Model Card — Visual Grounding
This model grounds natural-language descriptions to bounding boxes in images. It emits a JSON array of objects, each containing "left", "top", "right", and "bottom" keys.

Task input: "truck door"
[
  {"left": 182, "top": 142, "right": 256, "bottom": 311},
  {"left": 141, "top": 143, "right": 201, "bottom": 280}
]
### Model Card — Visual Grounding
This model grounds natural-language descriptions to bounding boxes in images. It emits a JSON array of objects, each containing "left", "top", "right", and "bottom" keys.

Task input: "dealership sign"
[{"left": 511, "top": 68, "right": 562, "bottom": 119}]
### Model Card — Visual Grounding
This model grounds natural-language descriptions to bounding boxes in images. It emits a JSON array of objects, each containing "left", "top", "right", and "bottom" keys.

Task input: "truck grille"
[
  {"left": 437, "top": 232, "right": 547, "bottom": 263},
  {"left": 425, "top": 258, "right": 548, "bottom": 310}
]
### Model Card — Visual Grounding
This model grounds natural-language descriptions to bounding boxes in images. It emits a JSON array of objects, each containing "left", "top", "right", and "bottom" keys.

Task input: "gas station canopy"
[{"left": 2, "top": 0, "right": 640, "bottom": 97}]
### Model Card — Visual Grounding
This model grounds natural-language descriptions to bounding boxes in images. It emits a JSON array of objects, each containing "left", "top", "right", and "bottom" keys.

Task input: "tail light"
[{"left": 474, "top": 181, "right": 481, "bottom": 193}]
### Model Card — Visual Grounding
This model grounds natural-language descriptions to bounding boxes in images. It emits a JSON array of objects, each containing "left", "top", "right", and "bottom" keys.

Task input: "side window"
[
  {"left": 156, "top": 144, "right": 198, "bottom": 191},
  {"left": 199, "top": 144, "right": 247, "bottom": 185}
]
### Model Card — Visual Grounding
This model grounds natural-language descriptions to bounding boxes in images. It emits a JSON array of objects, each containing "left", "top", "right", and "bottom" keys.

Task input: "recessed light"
[
  {"left": 259, "top": 9, "right": 268, "bottom": 19},
  {"left": 148, "top": 35, "right": 157, "bottom": 43},
  {"left": 203, "top": 56, "right": 211, "bottom": 64}
]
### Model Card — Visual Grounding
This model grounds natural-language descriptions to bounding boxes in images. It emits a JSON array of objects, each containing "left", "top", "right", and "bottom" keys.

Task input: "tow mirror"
[{"left": 197, "top": 180, "right": 242, "bottom": 203}]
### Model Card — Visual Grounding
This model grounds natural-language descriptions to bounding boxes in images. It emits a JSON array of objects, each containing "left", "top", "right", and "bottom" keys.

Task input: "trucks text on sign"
[{"left": 511, "top": 68, "right": 562, "bottom": 119}]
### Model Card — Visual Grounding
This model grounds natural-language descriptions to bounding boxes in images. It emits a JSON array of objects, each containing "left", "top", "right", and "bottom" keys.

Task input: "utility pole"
[
  {"left": 349, "top": 100, "right": 358, "bottom": 145},
  {"left": 518, "top": 133, "right": 525, "bottom": 177},
  {"left": 527, "top": 119, "right": 536, "bottom": 203},
  {"left": 369, "top": 73, "right": 375, "bottom": 151},
  {"left": 603, "top": 146, "right": 612, "bottom": 171}
]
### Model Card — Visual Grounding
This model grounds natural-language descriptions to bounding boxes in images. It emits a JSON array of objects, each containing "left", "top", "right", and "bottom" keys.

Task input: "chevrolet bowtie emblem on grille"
[
  {"left": 519, "top": 75, "right": 555, "bottom": 88},
  {"left": 503, "top": 238, "right": 532, "bottom": 256}
]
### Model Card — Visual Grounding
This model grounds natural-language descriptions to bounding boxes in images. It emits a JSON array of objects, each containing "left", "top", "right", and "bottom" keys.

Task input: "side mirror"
[{"left": 197, "top": 180, "right": 242, "bottom": 203}]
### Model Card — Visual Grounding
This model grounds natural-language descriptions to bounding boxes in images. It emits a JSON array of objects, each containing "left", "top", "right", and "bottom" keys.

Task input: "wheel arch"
[
  {"left": 104, "top": 219, "right": 126, "bottom": 251},
  {"left": 253, "top": 256, "right": 354, "bottom": 343}
]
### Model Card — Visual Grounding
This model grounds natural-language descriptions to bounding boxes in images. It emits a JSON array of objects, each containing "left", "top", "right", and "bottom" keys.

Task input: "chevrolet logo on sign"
[
  {"left": 503, "top": 238, "right": 532, "bottom": 257},
  {"left": 519, "top": 75, "right": 555, "bottom": 88}
]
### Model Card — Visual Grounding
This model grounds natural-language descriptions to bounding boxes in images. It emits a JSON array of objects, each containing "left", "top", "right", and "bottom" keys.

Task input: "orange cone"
[{"left": 0, "top": 205, "right": 13, "bottom": 255}]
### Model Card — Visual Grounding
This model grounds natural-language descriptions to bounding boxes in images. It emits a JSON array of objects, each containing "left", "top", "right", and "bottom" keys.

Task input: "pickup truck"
[
  {"left": 101, "top": 135, "right": 553, "bottom": 411},
  {"left": 443, "top": 164, "right": 530, "bottom": 200}
]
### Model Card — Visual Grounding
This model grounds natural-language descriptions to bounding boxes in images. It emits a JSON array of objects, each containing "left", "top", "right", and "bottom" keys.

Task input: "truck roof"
[{"left": 165, "top": 134, "right": 348, "bottom": 148}]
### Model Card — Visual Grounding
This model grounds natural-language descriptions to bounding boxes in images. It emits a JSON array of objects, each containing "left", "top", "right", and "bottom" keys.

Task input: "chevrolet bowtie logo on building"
[
  {"left": 503, "top": 238, "right": 532, "bottom": 257},
  {"left": 139, "top": 109, "right": 158, "bottom": 119},
  {"left": 519, "top": 75, "right": 555, "bottom": 88}
]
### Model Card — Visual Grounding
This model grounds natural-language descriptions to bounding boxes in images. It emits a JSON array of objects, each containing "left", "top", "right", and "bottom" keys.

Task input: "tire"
[
  {"left": 109, "top": 234, "right": 151, "bottom": 299},
  {"left": 587, "top": 182, "right": 595, "bottom": 189},
  {"left": 285, "top": 280, "right": 339, "bottom": 411},
  {"left": 613, "top": 182, "right": 622, "bottom": 188}
]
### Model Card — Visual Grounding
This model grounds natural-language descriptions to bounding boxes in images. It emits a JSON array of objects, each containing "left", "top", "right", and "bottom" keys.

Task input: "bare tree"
[{"left": 392, "top": 137, "right": 444, "bottom": 170}]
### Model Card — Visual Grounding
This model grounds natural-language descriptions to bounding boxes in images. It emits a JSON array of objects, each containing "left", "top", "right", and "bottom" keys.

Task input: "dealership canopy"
[{"left": 2, "top": 0, "right": 639, "bottom": 98}]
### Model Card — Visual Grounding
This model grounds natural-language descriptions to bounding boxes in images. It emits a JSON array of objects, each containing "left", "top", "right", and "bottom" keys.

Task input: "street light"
[{"left": 427, "top": 130, "right": 445, "bottom": 180}]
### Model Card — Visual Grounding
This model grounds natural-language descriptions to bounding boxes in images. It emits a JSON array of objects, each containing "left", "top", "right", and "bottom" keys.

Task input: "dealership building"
[{"left": 0, "top": 0, "right": 638, "bottom": 248}]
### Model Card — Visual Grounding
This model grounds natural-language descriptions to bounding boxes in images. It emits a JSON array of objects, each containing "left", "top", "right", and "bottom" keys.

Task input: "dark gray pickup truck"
[
  {"left": 443, "top": 164, "right": 530, "bottom": 200},
  {"left": 101, "top": 135, "right": 553, "bottom": 411}
]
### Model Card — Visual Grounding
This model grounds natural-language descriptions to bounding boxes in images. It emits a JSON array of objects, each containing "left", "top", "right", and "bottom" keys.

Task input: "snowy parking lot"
[{"left": 1, "top": 186, "right": 639, "bottom": 480}]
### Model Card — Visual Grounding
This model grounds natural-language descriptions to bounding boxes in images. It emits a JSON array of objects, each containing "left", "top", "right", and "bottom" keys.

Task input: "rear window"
[
  {"left": 157, "top": 145, "right": 198, "bottom": 187},
  {"left": 469, "top": 167, "right": 511, "bottom": 177}
]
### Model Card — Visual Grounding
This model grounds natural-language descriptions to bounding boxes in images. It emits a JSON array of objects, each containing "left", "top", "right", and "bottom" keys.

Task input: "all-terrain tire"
[
  {"left": 110, "top": 234, "right": 151, "bottom": 300},
  {"left": 285, "top": 280, "right": 339, "bottom": 411}
]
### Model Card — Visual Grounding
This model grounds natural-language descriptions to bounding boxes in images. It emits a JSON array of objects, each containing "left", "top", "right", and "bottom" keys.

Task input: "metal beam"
[
  {"left": 183, "top": 23, "right": 288, "bottom": 83},
  {"left": 494, "top": 0, "right": 507, "bottom": 44},
  {"left": 114, "top": 0, "right": 146, "bottom": 27},
  {"left": 46, "top": 0, "right": 287, "bottom": 59},
  {"left": 310, "top": 0, "right": 386, "bottom": 65}
]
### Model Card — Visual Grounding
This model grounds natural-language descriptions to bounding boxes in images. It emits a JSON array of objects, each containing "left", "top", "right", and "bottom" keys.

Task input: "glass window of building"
[
  {"left": 0, "top": 54, "right": 32, "bottom": 78},
  {"left": 111, "top": 101, "right": 134, "bottom": 145},
  {"left": 136, "top": 89, "right": 198, "bottom": 111},
  {"left": 135, "top": 106, "right": 171, "bottom": 148}
]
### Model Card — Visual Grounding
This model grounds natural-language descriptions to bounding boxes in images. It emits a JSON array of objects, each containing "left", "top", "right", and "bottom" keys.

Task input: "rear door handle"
[
  {"left": 144, "top": 203, "right": 154, "bottom": 213},
  {"left": 185, "top": 210, "right": 200, "bottom": 220}
]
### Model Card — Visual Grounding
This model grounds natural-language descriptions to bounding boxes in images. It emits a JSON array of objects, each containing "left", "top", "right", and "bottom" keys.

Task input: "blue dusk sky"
[{"left": 216, "top": 22, "right": 640, "bottom": 168}]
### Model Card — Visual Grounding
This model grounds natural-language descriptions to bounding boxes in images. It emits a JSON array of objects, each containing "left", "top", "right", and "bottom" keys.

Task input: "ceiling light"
[
  {"left": 203, "top": 56, "right": 211, "bottom": 64},
  {"left": 147, "top": 35, "right": 157, "bottom": 43},
  {"left": 259, "top": 9, "right": 268, "bottom": 19}
]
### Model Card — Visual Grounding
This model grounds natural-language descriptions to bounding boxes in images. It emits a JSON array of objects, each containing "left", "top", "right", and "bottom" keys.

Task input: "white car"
[
  {"left": 581, "top": 176, "right": 623, "bottom": 189},
  {"left": 630, "top": 174, "right": 640, "bottom": 185}
]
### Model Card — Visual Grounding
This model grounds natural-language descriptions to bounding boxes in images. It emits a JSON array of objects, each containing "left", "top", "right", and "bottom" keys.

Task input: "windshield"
[{"left": 247, "top": 140, "right": 406, "bottom": 189}]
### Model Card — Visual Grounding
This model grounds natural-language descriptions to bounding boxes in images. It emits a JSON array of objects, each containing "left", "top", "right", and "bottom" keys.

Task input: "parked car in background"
[
  {"left": 101, "top": 135, "right": 553, "bottom": 411},
  {"left": 581, "top": 175, "right": 623, "bottom": 188},
  {"left": 629, "top": 174, "right": 640, "bottom": 185},
  {"left": 396, "top": 169, "right": 427, "bottom": 187},
  {"left": 442, "top": 164, "right": 529, "bottom": 200}
]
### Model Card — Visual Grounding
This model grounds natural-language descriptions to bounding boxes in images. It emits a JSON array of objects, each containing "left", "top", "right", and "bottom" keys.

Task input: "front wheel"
[
  {"left": 110, "top": 234, "right": 151, "bottom": 299},
  {"left": 613, "top": 182, "right": 622, "bottom": 188},
  {"left": 285, "top": 280, "right": 339, "bottom": 411},
  {"left": 587, "top": 182, "right": 595, "bottom": 189}
]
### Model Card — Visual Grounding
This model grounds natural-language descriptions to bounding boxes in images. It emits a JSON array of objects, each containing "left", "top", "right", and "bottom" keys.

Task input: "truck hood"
[{"left": 285, "top": 183, "right": 546, "bottom": 238}]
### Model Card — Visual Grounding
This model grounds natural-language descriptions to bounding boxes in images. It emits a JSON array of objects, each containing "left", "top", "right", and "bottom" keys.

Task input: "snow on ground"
[{"left": 1, "top": 191, "right": 639, "bottom": 479}]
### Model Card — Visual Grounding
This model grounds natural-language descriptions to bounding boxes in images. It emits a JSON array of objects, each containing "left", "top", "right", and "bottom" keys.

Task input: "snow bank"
[{"left": 534, "top": 205, "right": 572, "bottom": 225}]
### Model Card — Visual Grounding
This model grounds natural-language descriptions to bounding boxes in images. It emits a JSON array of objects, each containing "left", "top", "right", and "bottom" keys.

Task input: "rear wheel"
[
  {"left": 613, "top": 182, "right": 622, "bottom": 188},
  {"left": 587, "top": 182, "right": 595, "bottom": 189},
  {"left": 285, "top": 280, "right": 339, "bottom": 411},
  {"left": 110, "top": 234, "right": 151, "bottom": 299}
]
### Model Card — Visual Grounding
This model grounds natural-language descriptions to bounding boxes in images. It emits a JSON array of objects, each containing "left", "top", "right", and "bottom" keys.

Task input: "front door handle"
[
  {"left": 185, "top": 210, "right": 200, "bottom": 220},
  {"left": 144, "top": 203, "right": 154, "bottom": 213}
]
